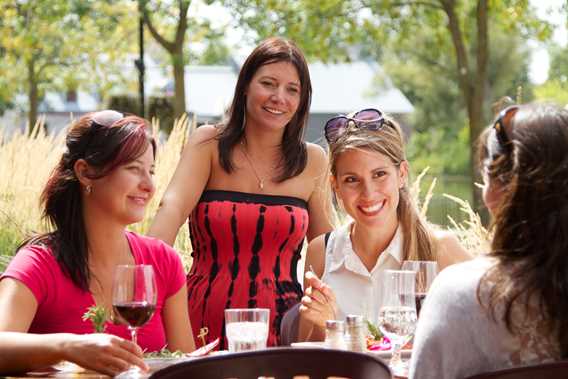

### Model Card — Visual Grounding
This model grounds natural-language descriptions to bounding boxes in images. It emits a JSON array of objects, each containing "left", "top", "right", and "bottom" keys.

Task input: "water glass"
[
  {"left": 224, "top": 308, "right": 269, "bottom": 352},
  {"left": 378, "top": 269, "right": 417, "bottom": 377}
]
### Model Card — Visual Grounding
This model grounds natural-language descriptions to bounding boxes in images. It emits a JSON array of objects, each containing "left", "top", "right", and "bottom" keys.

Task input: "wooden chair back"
[{"left": 150, "top": 347, "right": 392, "bottom": 379}]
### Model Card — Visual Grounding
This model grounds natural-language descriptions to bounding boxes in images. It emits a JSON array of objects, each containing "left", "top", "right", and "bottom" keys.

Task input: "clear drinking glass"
[
  {"left": 112, "top": 265, "right": 157, "bottom": 346},
  {"left": 224, "top": 308, "right": 270, "bottom": 352},
  {"left": 401, "top": 260, "right": 438, "bottom": 317},
  {"left": 377, "top": 269, "right": 417, "bottom": 377}
]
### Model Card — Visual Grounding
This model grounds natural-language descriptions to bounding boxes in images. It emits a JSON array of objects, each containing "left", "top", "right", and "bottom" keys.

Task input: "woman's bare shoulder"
[
  {"left": 187, "top": 124, "right": 222, "bottom": 146},
  {"left": 305, "top": 142, "right": 328, "bottom": 171},
  {"left": 432, "top": 228, "right": 473, "bottom": 268}
]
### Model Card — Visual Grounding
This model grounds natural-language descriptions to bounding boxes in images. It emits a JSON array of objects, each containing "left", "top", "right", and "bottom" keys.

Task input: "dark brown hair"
[
  {"left": 328, "top": 116, "right": 437, "bottom": 262},
  {"left": 217, "top": 36, "right": 312, "bottom": 182},
  {"left": 20, "top": 111, "right": 156, "bottom": 291},
  {"left": 479, "top": 103, "right": 568, "bottom": 357}
]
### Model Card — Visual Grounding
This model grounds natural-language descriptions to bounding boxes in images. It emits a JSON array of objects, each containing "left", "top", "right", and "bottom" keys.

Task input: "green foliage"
[
  {"left": 0, "top": 55, "right": 15, "bottom": 116},
  {"left": 108, "top": 95, "right": 141, "bottom": 116},
  {"left": 0, "top": 1, "right": 138, "bottom": 123},
  {"left": 82, "top": 305, "right": 108, "bottom": 333},
  {"left": 365, "top": 319, "right": 384, "bottom": 341},
  {"left": 0, "top": 228, "right": 20, "bottom": 272},
  {"left": 534, "top": 80, "right": 568, "bottom": 105},
  {"left": 548, "top": 43, "right": 568, "bottom": 80},
  {"left": 217, "top": 0, "right": 369, "bottom": 61},
  {"left": 145, "top": 348, "right": 185, "bottom": 358},
  {"left": 407, "top": 126, "right": 470, "bottom": 177},
  {"left": 148, "top": 96, "right": 175, "bottom": 134},
  {"left": 383, "top": 26, "right": 533, "bottom": 177},
  {"left": 534, "top": 43, "right": 568, "bottom": 105}
]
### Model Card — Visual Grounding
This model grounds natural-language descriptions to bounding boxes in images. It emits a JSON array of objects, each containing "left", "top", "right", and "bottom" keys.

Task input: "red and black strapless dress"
[{"left": 186, "top": 190, "right": 308, "bottom": 348}]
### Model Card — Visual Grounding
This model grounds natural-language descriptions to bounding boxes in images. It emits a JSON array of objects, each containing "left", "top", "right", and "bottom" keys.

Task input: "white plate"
[
  {"left": 144, "top": 357, "right": 192, "bottom": 371},
  {"left": 291, "top": 343, "right": 411, "bottom": 360},
  {"left": 52, "top": 358, "right": 190, "bottom": 375},
  {"left": 367, "top": 349, "right": 412, "bottom": 359},
  {"left": 52, "top": 361, "right": 85, "bottom": 373},
  {"left": 290, "top": 341, "right": 326, "bottom": 348}
]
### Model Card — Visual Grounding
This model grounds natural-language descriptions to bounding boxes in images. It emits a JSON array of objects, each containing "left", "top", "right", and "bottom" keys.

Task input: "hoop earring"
[{"left": 85, "top": 185, "right": 92, "bottom": 195}]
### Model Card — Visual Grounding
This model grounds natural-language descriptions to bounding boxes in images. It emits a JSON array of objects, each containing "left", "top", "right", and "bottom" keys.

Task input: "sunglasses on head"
[
  {"left": 324, "top": 108, "right": 389, "bottom": 144},
  {"left": 91, "top": 110, "right": 124, "bottom": 129},
  {"left": 493, "top": 105, "right": 519, "bottom": 150}
]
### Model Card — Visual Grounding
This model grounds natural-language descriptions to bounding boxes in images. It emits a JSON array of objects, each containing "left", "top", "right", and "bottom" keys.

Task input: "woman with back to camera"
[
  {"left": 148, "top": 37, "right": 333, "bottom": 347},
  {"left": 410, "top": 103, "right": 568, "bottom": 379},
  {"left": 297, "top": 109, "right": 471, "bottom": 342},
  {"left": 0, "top": 111, "right": 194, "bottom": 376}
]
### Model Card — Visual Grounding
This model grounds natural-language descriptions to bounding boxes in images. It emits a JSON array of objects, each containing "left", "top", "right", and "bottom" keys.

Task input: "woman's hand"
[
  {"left": 299, "top": 271, "right": 338, "bottom": 331},
  {"left": 58, "top": 333, "right": 148, "bottom": 376}
]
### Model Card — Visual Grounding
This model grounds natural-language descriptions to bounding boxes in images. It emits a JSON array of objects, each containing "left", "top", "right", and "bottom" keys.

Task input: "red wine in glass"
[
  {"left": 402, "top": 260, "right": 438, "bottom": 318},
  {"left": 112, "top": 265, "right": 157, "bottom": 346},
  {"left": 114, "top": 301, "right": 156, "bottom": 327},
  {"left": 415, "top": 293, "right": 427, "bottom": 316}
]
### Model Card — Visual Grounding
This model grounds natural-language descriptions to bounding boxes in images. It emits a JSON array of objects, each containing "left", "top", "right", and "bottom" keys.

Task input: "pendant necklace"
[{"left": 241, "top": 140, "right": 266, "bottom": 190}]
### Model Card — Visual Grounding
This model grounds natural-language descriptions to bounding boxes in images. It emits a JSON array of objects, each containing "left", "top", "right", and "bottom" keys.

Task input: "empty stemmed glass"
[
  {"left": 112, "top": 265, "right": 157, "bottom": 346},
  {"left": 401, "top": 260, "right": 438, "bottom": 317},
  {"left": 377, "top": 269, "right": 417, "bottom": 377}
]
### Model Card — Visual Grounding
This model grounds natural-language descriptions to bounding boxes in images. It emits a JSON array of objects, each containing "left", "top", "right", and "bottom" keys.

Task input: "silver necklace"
[{"left": 241, "top": 140, "right": 266, "bottom": 190}]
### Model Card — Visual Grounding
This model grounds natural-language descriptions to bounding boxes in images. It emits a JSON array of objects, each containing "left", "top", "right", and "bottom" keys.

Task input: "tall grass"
[
  {"left": 0, "top": 116, "right": 488, "bottom": 272},
  {"left": 0, "top": 120, "right": 62, "bottom": 261}
]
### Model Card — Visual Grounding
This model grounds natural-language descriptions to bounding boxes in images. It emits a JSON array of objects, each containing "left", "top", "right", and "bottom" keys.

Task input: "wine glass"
[
  {"left": 112, "top": 265, "right": 157, "bottom": 346},
  {"left": 377, "top": 269, "right": 417, "bottom": 377},
  {"left": 401, "top": 260, "right": 438, "bottom": 317}
]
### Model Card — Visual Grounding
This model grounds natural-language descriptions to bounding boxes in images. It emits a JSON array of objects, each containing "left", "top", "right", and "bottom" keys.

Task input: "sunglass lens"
[
  {"left": 361, "top": 120, "right": 384, "bottom": 131},
  {"left": 92, "top": 110, "right": 124, "bottom": 127},
  {"left": 494, "top": 106, "right": 519, "bottom": 146},
  {"left": 354, "top": 109, "right": 382, "bottom": 121},
  {"left": 325, "top": 117, "right": 348, "bottom": 143}
]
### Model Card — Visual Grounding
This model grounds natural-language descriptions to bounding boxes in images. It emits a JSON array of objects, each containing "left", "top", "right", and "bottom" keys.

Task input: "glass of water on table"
[
  {"left": 378, "top": 269, "right": 417, "bottom": 377},
  {"left": 225, "top": 308, "right": 269, "bottom": 352}
]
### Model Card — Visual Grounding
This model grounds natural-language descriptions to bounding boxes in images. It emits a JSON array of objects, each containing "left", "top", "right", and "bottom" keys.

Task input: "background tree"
[
  {"left": 142, "top": 0, "right": 191, "bottom": 120},
  {"left": 0, "top": 1, "right": 137, "bottom": 129},
  {"left": 188, "top": 20, "right": 232, "bottom": 65},
  {"left": 215, "top": 0, "right": 367, "bottom": 61},
  {"left": 362, "top": 0, "right": 549, "bottom": 211}
]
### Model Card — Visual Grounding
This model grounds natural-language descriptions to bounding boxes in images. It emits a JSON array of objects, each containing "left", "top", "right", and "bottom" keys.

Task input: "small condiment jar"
[
  {"left": 344, "top": 314, "right": 367, "bottom": 352},
  {"left": 324, "top": 320, "right": 347, "bottom": 350}
]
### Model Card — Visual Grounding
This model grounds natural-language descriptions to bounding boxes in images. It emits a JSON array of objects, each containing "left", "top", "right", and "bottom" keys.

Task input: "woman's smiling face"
[
  {"left": 332, "top": 148, "right": 407, "bottom": 230},
  {"left": 244, "top": 61, "right": 301, "bottom": 132}
]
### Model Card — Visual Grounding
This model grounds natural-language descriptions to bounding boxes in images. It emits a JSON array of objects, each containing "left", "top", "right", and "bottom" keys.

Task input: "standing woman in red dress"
[{"left": 149, "top": 37, "right": 333, "bottom": 347}]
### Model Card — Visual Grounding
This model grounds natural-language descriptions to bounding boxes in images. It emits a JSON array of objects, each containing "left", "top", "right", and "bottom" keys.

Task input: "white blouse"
[{"left": 321, "top": 221, "right": 403, "bottom": 323}]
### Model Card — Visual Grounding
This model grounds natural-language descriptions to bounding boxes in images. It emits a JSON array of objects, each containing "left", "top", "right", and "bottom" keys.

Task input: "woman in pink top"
[{"left": 0, "top": 111, "right": 195, "bottom": 376}]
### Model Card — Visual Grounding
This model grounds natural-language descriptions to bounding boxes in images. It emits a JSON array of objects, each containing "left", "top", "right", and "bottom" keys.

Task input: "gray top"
[{"left": 409, "top": 257, "right": 559, "bottom": 379}]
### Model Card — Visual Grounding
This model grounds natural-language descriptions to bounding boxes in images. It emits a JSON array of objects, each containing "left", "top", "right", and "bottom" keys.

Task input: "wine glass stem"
[
  {"left": 390, "top": 340, "right": 403, "bottom": 370},
  {"left": 130, "top": 327, "right": 138, "bottom": 346}
]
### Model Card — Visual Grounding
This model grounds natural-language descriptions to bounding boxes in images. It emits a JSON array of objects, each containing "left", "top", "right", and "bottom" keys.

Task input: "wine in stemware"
[
  {"left": 112, "top": 265, "right": 157, "bottom": 346},
  {"left": 401, "top": 260, "right": 438, "bottom": 317}
]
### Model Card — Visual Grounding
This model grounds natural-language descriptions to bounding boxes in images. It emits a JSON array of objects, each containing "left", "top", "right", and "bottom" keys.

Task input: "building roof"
[
  {"left": 309, "top": 61, "right": 414, "bottom": 114},
  {"left": 183, "top": 65, "right": 237, "bottom": 117},
  {"left": 177, "top": 60, "right": 413, "bottom": 118},
  {"left": 37, "top": 91, "right": 99, "bottom": 113}
]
